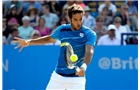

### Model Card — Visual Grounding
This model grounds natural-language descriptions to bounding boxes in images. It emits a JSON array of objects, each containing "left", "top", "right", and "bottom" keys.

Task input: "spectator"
[
  {"left": 127, "top": 0, "right": 138, "bottom": 17},
  {"left": 3, "top": 17, "right": 12, "bottom": 39},
  {"left": 27, "top": 6, "right": 39, "bottom": 28},
  {"left": 127, "top": 0, "right": 138, "bottom": 31},
  {"left": 114, "top": 4, "right": 131, "bottom": 32},
  {"left": 30, "top": 30, "right": 41, "bottom": 39},
  {"left": 97, "top": 24, "right": 122, "bottom": 45},
  {"left": 93, "top": 16, "right": 107, "bottom": 42},
  {"left": 52, "top": 16, "right": 68, "bottom": 33},
  {"left": 63, "top": 0, "right": 75, "bottom": 10},
  {"left": 41, "top": 4, "right": 59, "bottom": 30},
  {"left": 83, "top": 6, "right": 96, "bottom": 29},
  {"left": 57, "top": 16, "right": 69, "bottom": 26},
  {"left": 4, "top": 0, "right": 23, "bottom": 16},
  {"left": 50, "top": 16, "right": 68, "bottom": 45},
  {"left": 37, "top": 0, "right": 45, "bottom": 5},
  {"left": 62, "top": 0, "right": 75, "bottom": 22},
  {"left": 35, "top": 18, "right": 51, "bottom": 37},
  {"left": 76, "top": 0, "right": 86, "bottom": 9},
  {"left": 3, "top": 0, "right": 7, "bottom": 16},
  {"left": 3, "top": 36, "right": 6, "bottom": 44},
  {"left": 101, "top": 6, "right": 113, "bottom": 27},
  {"left": 6, "top": 4, "right": 20, "bottom": 29},
  {"left": 6, "top": 28, "right": 19, "bottom": 45},
  {"left": 62, "top": 4, "right": 69, "bottom": 22},
  {"left": 46, "top": 1, "right": 62, "bottom": 16},
  {"left": 113, "top": 17, "right": 128, "bottom": 40},
  {"left": 23, "top": 1, "right": 42, "bottom": 15},
  {"left": 18, "top": 16, "right": 34, "bottom": 39},
  {"left": 98, "top": 0, "right": 117, "bottom": 17}
]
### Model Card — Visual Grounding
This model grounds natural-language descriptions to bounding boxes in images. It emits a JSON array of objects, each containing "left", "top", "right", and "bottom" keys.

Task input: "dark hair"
[
  {"left": 12, "top": 28, "right": 18, "bottom": 33},
  {"left": 42, "top": 4, "right": 50, "bottom": 9},
  {"left": 27, "top": 8, "right": 38, "bottom": 16},
  {"left": 96, "top": 16, "right": 103, "bottom": 22},
  {"left": 67, "top": 4, "right": 84, "bottom": 19},
  {"left": 103, "top": 6, "right": 109, "bottom": 11},
  {"left": 10, "top": 5, "right": 17, "bottom": 15},
  {"left": 3, "top": 16, "right": 6, "bottom": 19},
  {"left": 58, "top": 16, "right": 68, "bottom": 25}
]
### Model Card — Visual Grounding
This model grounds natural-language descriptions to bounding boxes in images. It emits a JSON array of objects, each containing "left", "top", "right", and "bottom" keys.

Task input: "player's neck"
[{"left": 71, "top": 27, "right": 82, "bottom": 31}]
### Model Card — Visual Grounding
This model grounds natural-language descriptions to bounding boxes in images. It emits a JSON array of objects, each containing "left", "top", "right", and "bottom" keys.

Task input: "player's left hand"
[{"left": 76, "top": 67, "right": 85, "bottom": 77}]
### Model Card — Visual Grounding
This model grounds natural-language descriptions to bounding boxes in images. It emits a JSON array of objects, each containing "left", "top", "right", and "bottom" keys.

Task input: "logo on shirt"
[{"left": 79, "top": 33, "right": 84, "bottom": 37}]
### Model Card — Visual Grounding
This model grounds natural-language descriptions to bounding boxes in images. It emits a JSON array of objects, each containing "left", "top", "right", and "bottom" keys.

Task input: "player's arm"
[
  {"left": 76, "top": 45, "right": 94, "bottom": 77},
  {"left": 14, "top": 24, "right": 63, "bottom": 52},
  {"left": 76, "top": 31, "right": 97, "bottom": 76},
  {"left": 29, "top": 35, "right": 55, "bottom": 45},
  {"left": 84, "top": 45, "right": 94, "bottom": 65},
  {"left": 14, "top": 35, "right": 55, "bottom": 52}
]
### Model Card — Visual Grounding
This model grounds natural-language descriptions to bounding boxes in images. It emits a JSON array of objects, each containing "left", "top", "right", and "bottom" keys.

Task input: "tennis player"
[{"left": 14, "top": 4, "right": 97, "bottom": 90}]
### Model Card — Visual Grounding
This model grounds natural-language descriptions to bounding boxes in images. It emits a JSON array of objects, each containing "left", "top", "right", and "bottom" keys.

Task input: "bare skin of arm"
[
  {"left": 14, "top": 35, "right": 55, "bottom": 52},
  {"left": 76, "top": 45, "right": 94, "bottom": 76}
]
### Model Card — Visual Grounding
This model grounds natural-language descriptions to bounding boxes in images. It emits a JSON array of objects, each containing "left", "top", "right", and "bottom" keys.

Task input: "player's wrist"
[{"left": 81, "top": 63, "right": 87, "bottom": 71}]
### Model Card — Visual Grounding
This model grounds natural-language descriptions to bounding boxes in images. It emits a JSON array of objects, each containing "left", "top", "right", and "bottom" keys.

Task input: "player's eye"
[{"left": 74, "top": 19, "right": 77, "bottom": 21}]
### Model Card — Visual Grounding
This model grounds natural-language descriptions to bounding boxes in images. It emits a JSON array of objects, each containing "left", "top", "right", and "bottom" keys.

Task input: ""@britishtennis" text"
[{"left": 98, "top": 57, "right": 138, "bottom": 70}]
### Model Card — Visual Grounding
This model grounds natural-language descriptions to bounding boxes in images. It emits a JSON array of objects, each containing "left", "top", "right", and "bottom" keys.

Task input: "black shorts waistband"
[{"left": 57, "top": 72, "right": 78, "bottom": 77}]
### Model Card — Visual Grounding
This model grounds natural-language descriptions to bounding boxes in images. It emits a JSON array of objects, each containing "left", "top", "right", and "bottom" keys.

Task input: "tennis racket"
[{"left": 61, "top": 42, "right": 80, "bottom": 72}]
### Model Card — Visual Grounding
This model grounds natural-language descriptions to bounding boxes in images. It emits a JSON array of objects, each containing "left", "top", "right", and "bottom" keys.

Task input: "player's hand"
[
  {"left": 76, "top": 67, "right": 85, "bottom": 77},
  {"left": 13, "top": 37, "right": 30, "bottom": 52}
]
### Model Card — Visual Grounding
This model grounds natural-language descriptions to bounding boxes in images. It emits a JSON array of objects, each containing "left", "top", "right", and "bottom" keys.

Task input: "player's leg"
[
  {"left": 67, "top": 82, "right": 85, "bottom": 90},
  {"left": 46, "top": 71, "right": 68, "bottom": 90},
  {"left": 66, "top": 77, "right": 86, "bottom": 90},
  {"left": 46, "top": 78, "right": 66, "bottom": 90}
]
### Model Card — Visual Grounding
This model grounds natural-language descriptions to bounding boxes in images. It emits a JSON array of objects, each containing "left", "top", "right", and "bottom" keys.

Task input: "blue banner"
[{"left": 3, "top": 45, "right": 138, "bottom": 90}]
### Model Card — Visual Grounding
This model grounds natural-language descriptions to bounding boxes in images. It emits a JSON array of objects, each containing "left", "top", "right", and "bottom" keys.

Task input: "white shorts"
[{"left": 46, "top": 71, "right": 86, "bottom": 90}]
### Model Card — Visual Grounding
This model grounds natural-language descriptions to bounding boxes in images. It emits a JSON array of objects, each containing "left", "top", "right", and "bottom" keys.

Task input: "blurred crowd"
[{"left": 2, "top": 0, "right": 138, "bottom": 46}]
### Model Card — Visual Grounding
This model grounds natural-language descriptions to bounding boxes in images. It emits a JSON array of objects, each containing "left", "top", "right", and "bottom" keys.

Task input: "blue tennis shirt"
[{"left": 51, "top": 24, "right": 97, "bottom": 76}]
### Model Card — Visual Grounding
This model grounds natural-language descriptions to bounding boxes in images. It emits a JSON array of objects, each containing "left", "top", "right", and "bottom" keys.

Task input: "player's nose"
[{"left": 77, "top": 21, "right": 81, "bottom": 25}]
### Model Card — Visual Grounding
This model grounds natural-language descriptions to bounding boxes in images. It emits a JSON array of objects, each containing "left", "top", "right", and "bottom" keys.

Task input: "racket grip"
[{"left": 75, "top": 66, "right": 80, "bottom": 72}]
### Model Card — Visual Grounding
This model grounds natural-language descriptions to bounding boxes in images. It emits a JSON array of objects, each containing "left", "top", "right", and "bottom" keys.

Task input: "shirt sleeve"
[
  {"left": 133, "top": 6, "right": 138, "bottom": 13},
  {"left": 51, "top": 24, "right": 64, "bottom": 40},
  {"left": 53, "top": 14, "right": 59, "bottom": 23},
  {"left": 112, "top": 4, "right": 117, "bottom": 13},
  {"left": 86, "top": 31, "right": 97, "bottom": 46},
  {"left": 98, "top": 4, "right": 104, "bottom": 12}
]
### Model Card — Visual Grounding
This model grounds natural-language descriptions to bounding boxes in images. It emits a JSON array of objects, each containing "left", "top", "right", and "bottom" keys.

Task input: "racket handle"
[{"left": 75, "top": 66, "right": 80, "bottom": 72}]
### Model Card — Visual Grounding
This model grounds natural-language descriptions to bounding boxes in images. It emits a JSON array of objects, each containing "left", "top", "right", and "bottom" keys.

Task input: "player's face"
[{"left": 70, "top": 13, "right": 83, "bottom": 30}]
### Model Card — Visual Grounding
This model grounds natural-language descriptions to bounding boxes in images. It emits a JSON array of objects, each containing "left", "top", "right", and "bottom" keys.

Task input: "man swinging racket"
[{"left": 14, "top": 4, "right": 97, "bottom": 90}]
